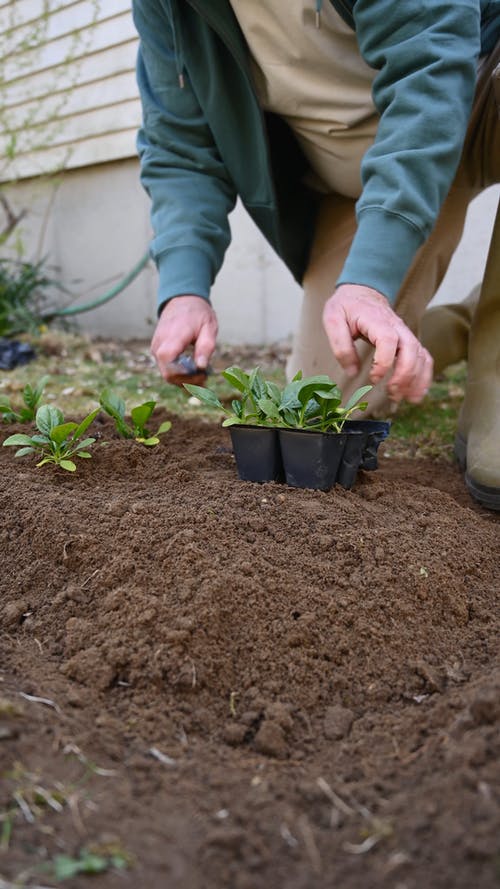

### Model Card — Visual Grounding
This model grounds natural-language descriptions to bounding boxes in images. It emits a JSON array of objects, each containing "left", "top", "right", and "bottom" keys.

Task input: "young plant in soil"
[
  {"left": 3, "top": 404, "right": 100, "bottom": 471},
  {"left": 0, "top": 374, "right": 49, "bottom": 423},
  {"left": 99, "top": 389, "right": 171, "bottom": 445}
]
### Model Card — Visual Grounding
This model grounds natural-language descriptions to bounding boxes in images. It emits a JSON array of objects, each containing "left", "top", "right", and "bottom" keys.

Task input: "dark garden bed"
[{"left": 0, "top": 413, "right": 499, "bottom": 888}]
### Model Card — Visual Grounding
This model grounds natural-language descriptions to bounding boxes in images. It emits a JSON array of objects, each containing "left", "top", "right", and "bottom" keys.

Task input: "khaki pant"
[{"left": 288, "top": 42, "right": 500, "bottom": 415}]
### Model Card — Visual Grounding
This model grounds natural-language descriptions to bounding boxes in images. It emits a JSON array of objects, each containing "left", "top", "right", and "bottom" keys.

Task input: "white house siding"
[
  {"left": 0, "top": 1, "right": 498, "bottom": 343},
  {"left": 0, "top": 0, "right": 140, "bottom": 180}
]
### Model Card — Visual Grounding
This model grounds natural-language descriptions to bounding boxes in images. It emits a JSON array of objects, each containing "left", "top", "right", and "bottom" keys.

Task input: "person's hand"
[
  {"left": 151, "top": 295, "right": 218, "bottom": 381},
  {"left": 322, "top": 284, "right": 433, "bottom": 403}
]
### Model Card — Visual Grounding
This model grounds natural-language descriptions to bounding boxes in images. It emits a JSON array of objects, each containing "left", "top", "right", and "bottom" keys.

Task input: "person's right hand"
[
  {"left": 151, "top": 295, "right": 218, "bottom": 381},
  {"left": 322, "top": 284, "right": 433, "bottom": 404}
]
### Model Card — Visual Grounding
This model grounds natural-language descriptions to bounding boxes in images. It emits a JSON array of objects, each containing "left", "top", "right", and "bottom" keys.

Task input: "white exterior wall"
[{"left": 0, "top": 1, "right": 498, "bottom": 343}]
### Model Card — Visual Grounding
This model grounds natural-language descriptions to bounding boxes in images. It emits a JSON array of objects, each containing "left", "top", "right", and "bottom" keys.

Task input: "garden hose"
[{"left": 41, "top": 251, "right": 150, "bottom": 321}]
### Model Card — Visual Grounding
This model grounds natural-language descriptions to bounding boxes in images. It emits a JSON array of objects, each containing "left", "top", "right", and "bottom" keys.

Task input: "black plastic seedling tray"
[{"left": 230, "top": 420, "right": 391, "bottom": 491}]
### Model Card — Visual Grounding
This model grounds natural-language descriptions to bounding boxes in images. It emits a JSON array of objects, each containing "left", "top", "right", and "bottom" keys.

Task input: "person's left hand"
[{"left": 322, "top": 284, "right": 433, "bottom": 403}]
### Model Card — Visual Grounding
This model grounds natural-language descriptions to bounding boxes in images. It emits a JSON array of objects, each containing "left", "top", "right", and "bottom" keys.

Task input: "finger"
[
  {"left": 368, "top": 329, "right": 399, "bottom": 384},
  {"left": 387, "top": 345, "right": 433, "bottom": 404},
  {"left": 193, "top": 316, "right": 218, "bottom": 368},
  {"left": 404, "top": 349, "right": 434, "bottom": 403},
  {"left": 384, "top": 332, "right": 421, "bottom": 399},
  {"left": 322, "top": 303, "right": 360, "bottom": 377},
  {"left": 388, "top": 340, "right": 432, "bottom": 402}
]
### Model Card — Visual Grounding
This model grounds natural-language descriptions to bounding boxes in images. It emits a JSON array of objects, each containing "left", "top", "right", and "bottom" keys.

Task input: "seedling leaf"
[
  {"left": 59, "top": 459, "right": 77, "bottom": 472},
  {"left": 183, "top": 384, "right": 224, "bottom": 410},
  {"left": 14, "top": 446, "right": 36, "bottom": 457},
  {"left": 74, "top": 437, "right": 96, "bottom": 450},
  {"left": 222, "top": 366, "right": 250, "bottom": 393},
  {"left": 50, "top": 422, "right": 78, "bottom": 444},
  {"left": 343, "top": 385, "right": 373, "bottom": 412},
  {"left": 3, "top": 433, "right": 35, "bottom": 447},
  {"left": 72, "top": 407, "right": 100, "bottom": 440},
  {"left": 36, "top": 404, "right": 64, "bottom": 435},
  {"left": 99, "top": 390, "right": 130, "bottom": 437},
  {"left": 131, "top": 401, "right": 155, "bottom": 430}
]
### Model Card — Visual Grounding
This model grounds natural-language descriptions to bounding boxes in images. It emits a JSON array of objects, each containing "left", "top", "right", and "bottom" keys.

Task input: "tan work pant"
[{"left": 288, "top": 42, "right": 500, "bottom": 415}]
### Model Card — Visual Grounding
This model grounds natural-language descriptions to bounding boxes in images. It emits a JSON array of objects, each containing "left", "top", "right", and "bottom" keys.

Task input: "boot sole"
[{"left": 454, "top": 433, "right": 500, "bottom": 511}]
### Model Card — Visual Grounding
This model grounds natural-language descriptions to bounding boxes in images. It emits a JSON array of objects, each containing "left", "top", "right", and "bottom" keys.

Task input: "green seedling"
[
  {"left": 185, "top": 366, "right": 371, "bottom": 432},
  {"left": 49, "top": 849, "right": 129, "bottom": 880},
  {"left": 185, "top": 365, "right": 283, "bottom": 427},
  {"left": 99, "top": 389, "right": 171, "bottom": 445},
  {"left": 3, "top": 403, "right": 99, "bottom": 471},
  {"left": 0, "top": 374, "right": 49, "bottom": 423},
  {"left": 277, "top": 371, "right": 372, "bottom": 433}
]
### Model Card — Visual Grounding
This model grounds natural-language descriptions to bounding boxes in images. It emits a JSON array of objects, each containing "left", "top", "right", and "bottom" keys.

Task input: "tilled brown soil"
[{"left": 1, "top": 414, "right": 499, "bottom": 889}]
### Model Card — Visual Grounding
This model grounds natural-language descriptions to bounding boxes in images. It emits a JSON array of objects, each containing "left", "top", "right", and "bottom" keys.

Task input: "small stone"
[
  {"left": 240, "top": 710, "right": 260, "bottom": 726},
  {"left": 414, "top": 660, "right": 446, "bottom": 694},
  {"left": 0, "top": 725, "right": 18, "bottom": 740},
  {"left": 254, "top": 720, "right": 288, "bottom": 758},
  {"left": 323, "top": 705, "right": 355, "bottom": 740},
  {"left": 265, "top": 702, "right": 293, "bottom": 732},
  {"left": 2, "top": 599, "right": 29, "bottom": 627},
  {"left": 222, "top": 722, "right": 248, "bottom": 746}
]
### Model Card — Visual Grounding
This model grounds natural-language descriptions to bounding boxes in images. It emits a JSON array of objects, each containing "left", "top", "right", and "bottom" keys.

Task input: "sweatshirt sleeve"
[
  {"left": 337, "top": 0, "right": 481, "bottom": 302},
  {"left": 132, "top": 0, "right": 237, "bottom": 311}
]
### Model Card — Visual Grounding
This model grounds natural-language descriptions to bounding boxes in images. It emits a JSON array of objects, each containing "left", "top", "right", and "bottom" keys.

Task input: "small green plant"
[
  {"left": 0, "top": 374, "right": 49, "bottom": 422},
  {"left": 0, "top": 258, "right": 62, "bottom": 337},
  {"left": 3, "top": 403, "right": 99, "bottom": 471},
  {"left": 48, "top": 848, "right": 129, "bottom": 880},
  {"left": 185, "top": 366, "right": 371, "bottom": 432},
  {"left": 99, "top": 389, "right": 171, "bottom": 445}
]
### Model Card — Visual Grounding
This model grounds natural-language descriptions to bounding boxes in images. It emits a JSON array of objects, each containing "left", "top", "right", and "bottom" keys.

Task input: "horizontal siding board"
[
  {"left": 3, "top": 39, "right": 138, "bottom": 107},
  {"left": 3, "top": 12, "right": 137, "bottom": 82},
  {"left": 0, "top": 0, "right": 127, "bottom": 37},
  {"left": 5, "top": 129, "right": 139, "bottom": 179},
  {"left": 6, "top": 70, "right": 139, "bottom": 127},
  {"left": 3, "top": 0, "right": 128, "bottom": 53},
  {"left": 1, "top": 99, "right": 141, "bottom": 155}
]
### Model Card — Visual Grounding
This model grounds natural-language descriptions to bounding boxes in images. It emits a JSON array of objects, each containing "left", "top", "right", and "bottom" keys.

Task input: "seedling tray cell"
[
  {"left": 278, "top": 429, "right": 347, "bottom": 491},
  {"left": 343, "top": 420, "right": 391, "bottom": 470},
  {"left": 229, "top": 426, "right": 284, "bottom": 483}
]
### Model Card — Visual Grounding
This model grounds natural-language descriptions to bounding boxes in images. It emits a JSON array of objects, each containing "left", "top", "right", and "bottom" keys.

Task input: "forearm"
[
  {"left": 133, "top": 0, "right": 237, "bottom": 309},
  {"left": 338, "top": 0, "right": 481, "bottom": 301}
]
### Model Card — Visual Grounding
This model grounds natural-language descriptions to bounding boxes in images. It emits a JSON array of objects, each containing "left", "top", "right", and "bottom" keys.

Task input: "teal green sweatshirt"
[{"left": 132, "top": 0, "right": 499, "bottom": 308}]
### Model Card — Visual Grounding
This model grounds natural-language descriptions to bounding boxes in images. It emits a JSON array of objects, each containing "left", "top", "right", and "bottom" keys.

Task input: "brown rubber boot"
[
  {"left": 419, "top": 288, "right": 479, "bottom": 375},
  {"left": 454, "top": 199, "right": 500, "bottom": 511}
]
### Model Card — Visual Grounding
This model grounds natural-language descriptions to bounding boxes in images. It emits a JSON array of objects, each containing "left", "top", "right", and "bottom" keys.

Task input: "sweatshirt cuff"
[
  {"left": 337, "top": 208, "right": 425, "bottom": 304},
  {"left": 156, "top": 246, "right": 213, "bottom": 313}
]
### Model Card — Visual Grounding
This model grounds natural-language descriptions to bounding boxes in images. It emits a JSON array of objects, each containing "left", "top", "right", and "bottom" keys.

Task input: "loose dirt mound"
[{"left": 1, "top": 415, "right": 499, "bottom": 889}]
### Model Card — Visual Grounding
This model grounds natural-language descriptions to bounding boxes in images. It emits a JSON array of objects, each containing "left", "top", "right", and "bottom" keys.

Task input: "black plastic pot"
[
  {"left": 278, "top": 428, "right": 347, "bottom": 491},
  {"left": 343, "top": 419, "right": 391, "bottom": 470},
  {"left": 229, "top": 425, "right": 284, "bottom": 483}
]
